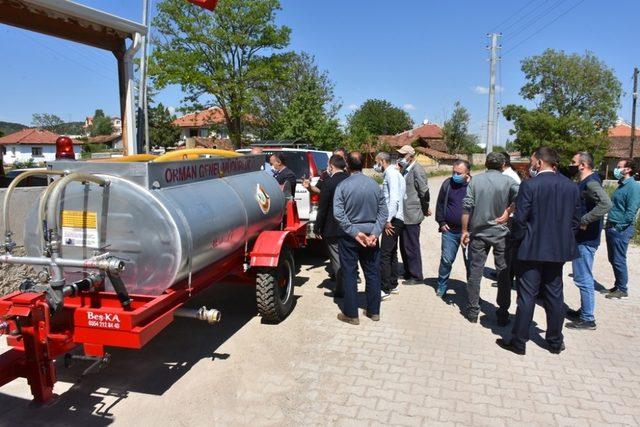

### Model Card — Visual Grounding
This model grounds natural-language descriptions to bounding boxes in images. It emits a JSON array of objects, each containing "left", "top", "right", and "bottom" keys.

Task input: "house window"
[
  {"left": 189, "top": 128, "right": 199, "bottom": 137},
  {"left": 11, "top": 147, "right": 16, "bottom": 156},
  {"left": 32, "top": 147, "right": 43, "bottom": 156},
  {"left": 0, "top": 146, "right": 5, "bottom": 155}
]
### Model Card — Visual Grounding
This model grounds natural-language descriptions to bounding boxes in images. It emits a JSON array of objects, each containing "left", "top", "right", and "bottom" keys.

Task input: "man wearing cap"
[
  {"left": 461, "top": 152, "right": 519, "bottom": 324},
  {"left": 397, "top": 145, "right": 430, "bottom": 285}
]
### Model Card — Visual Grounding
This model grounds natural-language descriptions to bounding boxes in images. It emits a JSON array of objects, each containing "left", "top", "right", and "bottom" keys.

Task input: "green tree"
[
  {"left": 346, "top": 99, "right": 413, "bottom": 149},
  {"left": 149, "top": 103, "right": 182, "bottom": 148},
  {"left": 31, "top": 113, "right": 64, "bottom": 130},
  {"left": 89, "top": 109, "right": 114, "bottom": 136},
  {"left": 150, "top": 0, "right": 291, "bottom": 149},
  {"left": 442, "top": 101, "right": 481, "bottom": 154},
  {"left": 259, "top": 53, "right": 342, "bottom": 149},
  {"left": 503, "top": 49, "right": 622, "bottom": 164}
]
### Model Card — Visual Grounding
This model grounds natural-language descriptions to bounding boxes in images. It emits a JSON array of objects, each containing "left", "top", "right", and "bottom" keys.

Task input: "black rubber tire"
[{"left": 256, "top": 248, "right": 295, "bottom": 323}]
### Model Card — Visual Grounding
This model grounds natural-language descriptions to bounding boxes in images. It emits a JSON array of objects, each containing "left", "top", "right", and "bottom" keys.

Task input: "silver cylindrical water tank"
[{"left": 23, "top": 170, "right": 285, "bottom": 295}]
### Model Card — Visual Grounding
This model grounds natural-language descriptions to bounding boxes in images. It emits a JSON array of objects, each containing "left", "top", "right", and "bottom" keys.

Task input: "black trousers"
[
  {"left": 400, "top": 223, "right": 423, "bottom": 280},
  {"left": 511, "top": 261, "right": 565, "bottom": 350},
  {"left": 325, "top": 236, "right": 342, "bottom": 295},
  {"left": 380, "top": 218, "right": 404, "bottom": 292}
]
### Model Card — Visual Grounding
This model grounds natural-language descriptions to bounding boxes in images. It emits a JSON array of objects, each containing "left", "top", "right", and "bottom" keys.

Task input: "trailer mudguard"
[{"left": 249, "top": 230, "right": 291, "bottom": 268}]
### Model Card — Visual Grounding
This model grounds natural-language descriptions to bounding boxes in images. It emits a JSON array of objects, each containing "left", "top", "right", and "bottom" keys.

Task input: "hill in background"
[
  {"left": 0, "top": 121, "right": 85, "bottom": 137},
  {"left": 0, "top": 121, "right": 27, "bottom": 136}
]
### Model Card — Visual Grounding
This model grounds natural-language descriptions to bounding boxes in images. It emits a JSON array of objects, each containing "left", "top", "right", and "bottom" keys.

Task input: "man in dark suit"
[
  {"left": 270, "top": 153, "right": 297, "bottom": 196},
  {"left": 314, "top": 154, "right": 350, "bottom": 298},
  {"left": 497, "top": 146, "right": 581, "bottom": 355}
]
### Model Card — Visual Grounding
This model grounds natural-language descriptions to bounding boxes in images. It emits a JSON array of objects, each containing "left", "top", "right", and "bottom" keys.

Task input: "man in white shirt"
[
  {"left": 502, "top": 152, "right": 522, "bottom": 184},
  {"left": 375, "top": 152, "right": 406, "bottom": 298}
]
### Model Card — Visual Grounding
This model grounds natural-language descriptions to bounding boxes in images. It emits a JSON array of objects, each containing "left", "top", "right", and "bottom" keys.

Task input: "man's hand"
[
  {"left": 461, "top": 231, "right": 470, "bottom": 247},
  {"left": 355, "top": 232, "right": 369, "bottom": 247},
  {"left": 440, "top": 224, "right": 450, "bottom": 233},
  {"left": 580, "top": 223, "right": 588, "bottom": 231},
  {"left": 495, "top": 210, "right": 510, "bottom": 225},
  {"left": 384, "top": 222, "right": 395, "bottom": 236},
  {"left": 302, "top": 179, "right": 311, "bottom": 190},
  {"left": 425, "top": 208, "right": 432, "bottom": 217},
  {"left": 366, "top": 235, "right": 378, "bottom": 247}
]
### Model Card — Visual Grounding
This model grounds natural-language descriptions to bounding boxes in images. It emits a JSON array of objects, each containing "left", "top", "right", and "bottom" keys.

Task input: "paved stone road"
[{"left": 1, "top": 175, "right": 639, "bottom": 426}]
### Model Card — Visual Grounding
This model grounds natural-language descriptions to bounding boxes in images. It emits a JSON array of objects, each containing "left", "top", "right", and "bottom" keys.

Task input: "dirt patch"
[{"left": 0, "top": 247, "right": 35, "bottom": 296}]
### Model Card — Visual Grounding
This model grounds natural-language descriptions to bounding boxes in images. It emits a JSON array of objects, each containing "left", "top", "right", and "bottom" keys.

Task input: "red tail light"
[
  {"left": 55, "top": 136, "right": 75, "bottom": 160},
  {"left": 187, "top": 0, "right": 218, "bottom": 10},
  {"left": 310, "top": 192, "right": 320, "bottom": 205},
  {"left": 306, "top": 153, "right": 318, "bottom": 178}
]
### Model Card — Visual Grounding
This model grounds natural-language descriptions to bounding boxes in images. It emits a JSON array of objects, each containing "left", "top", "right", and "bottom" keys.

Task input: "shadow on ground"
[{"left": 0, "top": 257, "right": 318, "bottom": 426}]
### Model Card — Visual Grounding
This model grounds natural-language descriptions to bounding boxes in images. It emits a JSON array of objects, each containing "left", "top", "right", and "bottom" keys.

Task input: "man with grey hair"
[
  {"left": 461, "top": 152, "right": 519, "bottom": 324},
  {"left": 374, "top": 152, "right": 406, "bottom": 298},
  {"left": 565, "top": 151, "right": 612, "bottom": 330}
]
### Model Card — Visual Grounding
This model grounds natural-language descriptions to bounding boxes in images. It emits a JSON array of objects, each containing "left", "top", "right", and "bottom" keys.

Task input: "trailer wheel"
[{"left": 256, "top": 248, "right": 295, "bottom": 323}]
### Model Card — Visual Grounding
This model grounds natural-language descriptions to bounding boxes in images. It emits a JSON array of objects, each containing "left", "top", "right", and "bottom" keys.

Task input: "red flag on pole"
[{"left": 187, "top": 0, "right": 219, "bottom": 11}]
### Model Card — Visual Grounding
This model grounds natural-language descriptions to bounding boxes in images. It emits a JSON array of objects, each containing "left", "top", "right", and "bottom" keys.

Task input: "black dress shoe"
[
  {"left": 565, "top": 308, "right": 581, "bottom": 322},
  {"left": 566, "top": 319, "right": 597, "bottom": 330},
  {"left": 605, "top": 289, "right": 628, "bottom": 299},
  {"left": 496, "top": 338, "right": 525, "bottom": 355},
  {"left": 548, "top": 342, "right": 566, "bottom": 354},
  {"left": 403, "top": 278, "right": 423, "bottom": 286}
]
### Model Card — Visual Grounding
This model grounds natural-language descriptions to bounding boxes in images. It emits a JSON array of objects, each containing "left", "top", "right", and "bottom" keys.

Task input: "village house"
[
  {"left": 603, "top": 121, "right": 640, "bottom": 178},
  {"left": 83, "top": 116, "right": 122, "bottom": 135},
  {"left": 378, "top": 121, "right": 459, "bottom": 171},
  {"left": 173, "top": 107, "right": 229, "bottom": 140},
  {"left": 0, "top": 128, "right": 82, "bottom": 165}
]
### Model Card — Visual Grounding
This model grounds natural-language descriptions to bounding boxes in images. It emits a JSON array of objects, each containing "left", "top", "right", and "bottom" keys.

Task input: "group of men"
[
  {"left": 312, "top": 146, "right": 430, "bottom": 324},
  {"left": 308, "top": 143, "right": 640, "bottom": 355}
]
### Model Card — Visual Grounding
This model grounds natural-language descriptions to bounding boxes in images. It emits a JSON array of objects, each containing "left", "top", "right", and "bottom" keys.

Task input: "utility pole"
[
  {"left": 139, "top": 0, "right": 151, "bottom": 153},
  {"left": 485, "top": 33, "right": 501, "bottom": 154},
  {"left": 631, "top": 67, "right": 638, "bottom": 159}
]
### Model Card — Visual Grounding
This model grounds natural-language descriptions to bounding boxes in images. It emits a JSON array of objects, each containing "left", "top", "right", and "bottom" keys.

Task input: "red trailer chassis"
[{"left": 0, "top": 200, "right": 306, "bottom": 403}]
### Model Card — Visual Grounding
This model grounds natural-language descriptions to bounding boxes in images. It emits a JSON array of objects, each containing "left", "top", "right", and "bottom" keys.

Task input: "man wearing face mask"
[
  {"left": 435, "top": 160, "right": 471, "bottom": 298},
  {"left": 375, "top": 152, "right": 406, "bottom": 298},
  {"left": 397, "top": 145, "right": 430, "bottom": 285},
  {"left": 604, "top": 158, "right": 640, "bottom": 299},
  {"left": 564, "top": 152, "right": 612, "bottom": 330},
  {"left": 497, "top": 147, "right": 581, "bottom": 355}
]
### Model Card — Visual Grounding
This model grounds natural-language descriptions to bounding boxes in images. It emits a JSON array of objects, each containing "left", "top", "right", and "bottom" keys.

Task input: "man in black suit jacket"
[
  {"left": 314, "top": 154, "right": 350, "bottom": 297},
  {"left": 497, "top": 146, "right": 581, "bottom": 355},
  {"left": 270, "top": 153, "right": 297, "bottom": 196}
]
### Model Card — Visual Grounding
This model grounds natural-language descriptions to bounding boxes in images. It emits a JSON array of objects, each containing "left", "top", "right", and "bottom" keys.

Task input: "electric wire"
[
  {"left": 488, "top": 0, "right": 542, "bottom": 33},
  {"left": 502, "top": 0, "right": 565, "bottom": 40},
  {"left": 503, "top": 0, "right": 586, "bottom": 56}
]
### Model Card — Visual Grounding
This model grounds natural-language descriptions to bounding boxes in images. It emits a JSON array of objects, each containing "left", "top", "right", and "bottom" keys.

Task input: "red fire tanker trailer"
[{"left": 0, "top": 151, "right": 306, "bottom": 402}]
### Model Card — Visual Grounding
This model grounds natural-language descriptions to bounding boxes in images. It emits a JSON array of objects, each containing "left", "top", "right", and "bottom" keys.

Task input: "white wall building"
[{"left": 0, "top": 128, "right": 82, "bottom": 165}]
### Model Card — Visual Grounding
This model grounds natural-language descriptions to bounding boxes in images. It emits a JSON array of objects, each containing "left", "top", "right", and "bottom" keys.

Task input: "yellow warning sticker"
[{"left": 61, "top": 210, "right": 97, "bottom": 229}]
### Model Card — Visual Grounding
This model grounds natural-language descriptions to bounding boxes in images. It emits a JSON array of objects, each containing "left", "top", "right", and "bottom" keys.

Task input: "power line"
[
  {"left": 503, "top": 0, "right": 586, "bottom": 56},
  {"left": 16, "top": 31, "right": 118, "bottom": 84},
  {"left": 499, "top": 0, "right": 550, "bottom": 35},
  {"left": 503, "top": 0, "right": 565, "bottom": 40},
  {"left": 489, "top": 0, "right": 541, "bottom": 33}
]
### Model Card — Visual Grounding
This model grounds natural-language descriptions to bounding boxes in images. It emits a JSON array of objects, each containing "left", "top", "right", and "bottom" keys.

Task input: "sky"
[{"left": 1, "top": 0, "right": 639, "bottom": 146}]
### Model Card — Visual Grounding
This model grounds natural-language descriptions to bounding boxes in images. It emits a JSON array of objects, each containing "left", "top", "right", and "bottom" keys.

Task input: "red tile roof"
[
  {"left": 175, "top": 137, "right": 235, "bottom": 151},
  {"left": 609, "top": 122, "right": 640, "bottom": 137},
  {"left": 416, "top": 146, "right": 459, "bottom": 160},
  {"left": 173, "top": 107, "right": 226, "bottom": 128},
  {"left": 605, "top": 136, "right": 640, "bottom": 158},
  {"left": 0, "top": 128, "right": 82, "bottom": 145},
  {"left": 379, "top": 123, "right": 444, "bottom": 148}
]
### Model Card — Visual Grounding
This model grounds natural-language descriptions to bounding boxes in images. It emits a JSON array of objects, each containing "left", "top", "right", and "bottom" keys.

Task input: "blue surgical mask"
[
  {"left": 529, "top": 167, "right": 539, "bottom": 178},
  {"left": 398, "top": 158, "right": 409, "bottom": 168},
  {"left": 613, "top": 168, "right": 624, "bottom": 180},
  {"left": 452, "top": 173, "right": 465, "bottom": 184}
]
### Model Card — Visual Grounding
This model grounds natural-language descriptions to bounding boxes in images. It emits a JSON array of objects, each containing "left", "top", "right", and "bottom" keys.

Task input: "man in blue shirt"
[
  {"left": 333, "top": 152, "right": 388, "bottom": 325},
  {"left": 565, "top": 152, "right": 612, "bottom": 330},
  {"left": 604, "top": 158, "right": 640, "bottom": 299},
  {"left": 375, "top": 152, "right": 406, "bottom": 298},
  {"left": 434, "top": 159, "right": 471, "bottom": 298}
]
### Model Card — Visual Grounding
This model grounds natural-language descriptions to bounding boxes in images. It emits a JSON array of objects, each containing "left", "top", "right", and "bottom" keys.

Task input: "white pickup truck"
[{"left": 237, "top": 147, "right": 331, "bottom": 240}]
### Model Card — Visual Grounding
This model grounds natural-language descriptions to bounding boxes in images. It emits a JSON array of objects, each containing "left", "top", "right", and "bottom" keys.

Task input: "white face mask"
[
  {"left": 373, "top": 163, "right": 383, "bottom": 173},
  {"left": 529, "top": 167, "right": 538, "bottom": 178},
  {"left": 398, "top": 158, "right": 409, "bottom": 168}
]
